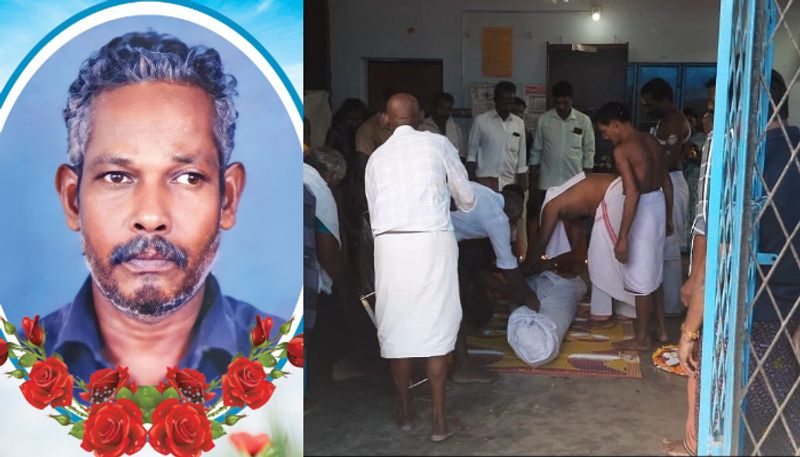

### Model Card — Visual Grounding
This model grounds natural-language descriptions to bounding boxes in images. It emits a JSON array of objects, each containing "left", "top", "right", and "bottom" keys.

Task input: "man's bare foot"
[
  {"left": 661, "top": 438, "right": 692, "bottom": 456},
  {"left": 430, "top": 416, "right": 455, "bottom": 442},
  {"left": 654, "top": 328, "right": 670, "bottom": 344},
  {"left": 589, "top": 320, "right": 616, "bottom": 330},
  {"left": 452, "top": 367, "right": 495, "bottom": 384},
  {"left": 396, "top": 404, "right": 411, "bottom": 431},
  {"left": 613, "top": 337, "right": 653, "bottom": 351}
]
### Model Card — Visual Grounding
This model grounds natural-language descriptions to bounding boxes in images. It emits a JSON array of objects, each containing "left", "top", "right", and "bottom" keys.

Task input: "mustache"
[{"left": 109, "top": 235, "right": 189, "bottom": 269}]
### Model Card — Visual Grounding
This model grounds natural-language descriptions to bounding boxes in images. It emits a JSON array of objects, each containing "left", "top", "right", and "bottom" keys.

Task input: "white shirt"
[
  {"left": 366, "top": 125, "right": 476, "bottom": 235},
  {"left": 529, "top": 108, "right": 596, "bottom": 189},
  {"left": 452, "top": 182, "right": 518, "bottom": 269},
  {"left": 467, "top": 110, "right": 528, "bottom": 185},
  {"left": 421, "top": 116, "right": 465, "bottom": 159},
  {"left": 303, "top": 163, "right": 340, "bottom": 294}
]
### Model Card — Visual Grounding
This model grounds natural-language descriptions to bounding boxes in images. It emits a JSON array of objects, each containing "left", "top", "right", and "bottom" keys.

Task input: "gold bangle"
[{"left": 680, "top": 323, "right": 700, "bottom": 340}]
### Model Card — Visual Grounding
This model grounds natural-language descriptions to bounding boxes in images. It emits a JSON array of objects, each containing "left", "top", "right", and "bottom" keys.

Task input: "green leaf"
[
  {"left": 278, "top": 319, "right": 293, "bottom": 336},
  {"left": 210, "top": 421, "right": 226, "bottom": 439},
  {"left": 275, "top": 349, "right": 288, "bottom": 360},
  {"left": 6, "top": 369, "right": 26, "bottom": 379},
  {"left": 116, "top": 387, "right": 134, "bottom": 400},
  {"left": 258, "top": 353, "right": 277, "bottom": 368},
  {"left": 142, "top": 409, "right": 153, "bottom": 424},
  {"left": 18, "top": 352, "right": 36, "bottom": 368},
  {"left": 2, "top": 319, "right": 15, "bottom": 336},
  {"left": 269, "top": 369, "right": 286, "bottom": 379},
  {"left": 161, "top": 387, "right": 180, "bottom": 400},
  {"left": 133, "top": 386, "right": 162, "bottom": 410},
  {"left": 224, "top": 414, "right": 246, "bottom": 426},
  {"left": 68, "top": 421, "right": 85, "bottom": 440},
  {"left": 49, "top": 414, "right": 71, "bottom": 426},
  {"left": 274, "top": 342, "right": 288, "bottom": 351}
]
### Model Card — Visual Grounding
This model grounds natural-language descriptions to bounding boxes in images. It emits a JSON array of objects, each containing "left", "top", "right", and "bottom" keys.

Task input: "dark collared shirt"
[{"left": 41, "top": 274, "right": 284, "bottom": 385}]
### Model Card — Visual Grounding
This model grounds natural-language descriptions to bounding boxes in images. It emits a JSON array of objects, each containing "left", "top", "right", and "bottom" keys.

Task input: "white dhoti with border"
[
  {"left": 588, "top": 177, "right": 637, "bottom": 318},
  {"left": 374, "top": 231, "right": 462, "bottom": 359}
]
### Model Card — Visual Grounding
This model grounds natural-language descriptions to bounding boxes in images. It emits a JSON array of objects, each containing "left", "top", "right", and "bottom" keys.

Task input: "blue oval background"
[{"left": 0, "top": 12, "right": 301, "bottom": 325}]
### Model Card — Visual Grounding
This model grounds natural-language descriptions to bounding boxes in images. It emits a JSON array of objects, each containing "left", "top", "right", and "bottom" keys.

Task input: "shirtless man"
[
  {"left": 641, "top": 78, "right": 691, "bottom": 320},
  {"left": 594, "top": 102, "right": 673, "bottom": 351}
]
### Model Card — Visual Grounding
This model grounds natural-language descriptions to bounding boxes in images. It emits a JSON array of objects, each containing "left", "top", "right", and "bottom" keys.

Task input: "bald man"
[{"left": 365, "top": 93, "right": 475, "bottom": 442}]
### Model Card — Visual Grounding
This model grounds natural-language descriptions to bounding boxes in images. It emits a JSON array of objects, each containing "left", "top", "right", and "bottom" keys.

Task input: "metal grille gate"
[{"left": 698, "top": 0, "right": 800, "bottom": 455}]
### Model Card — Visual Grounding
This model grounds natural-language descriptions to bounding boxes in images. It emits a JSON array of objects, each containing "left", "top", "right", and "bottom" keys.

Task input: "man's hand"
[
  {"left": 678, "top": 335, "right": 699, "bottom": 377},
  {"left": 666, "top": 219, "right": 675, "bottom": 237},
  {"left": 525, "top": 293, "right": 540, "bottom": 312},
  {"left": 614, "top": 236, "right": 629, "bottom": 263},
  {"left": 680, "top": 277, "right": 696, "bottom": 308}
]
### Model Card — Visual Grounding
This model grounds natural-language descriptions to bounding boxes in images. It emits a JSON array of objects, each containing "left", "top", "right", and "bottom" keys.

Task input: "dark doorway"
[
  {"left": 367, "top": 59, "right": 443, "bottom": 113},
  {"left": 547, "top": 43, "right": 629, "bottom": 172}
]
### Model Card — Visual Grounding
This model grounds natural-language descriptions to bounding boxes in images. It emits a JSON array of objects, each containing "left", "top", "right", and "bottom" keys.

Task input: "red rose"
[
  {"left": 0, "top": 339, "right": 7, "bottom": 366},
  {"left": 288, "top": 334, "right": 304, "bottom": 368},
  {"left": 229, "top": 432, "right": 271, "bottom": 456},
  {"left": 19, "top": 356, "right": 74, "bottom": 409},
  {"left": 80, "top": 398, "right": 146, "bottom": 457},
  {"left": 149, "top": 398, "right": 214, "bottom": 457},
  {"left": 156, "top": 380, "right": 170, "bottom": 394},
  {"left": 165, "top": 367, "right": 215, "bottom": 403},
  {"left": 80, "top": 366, "right": 131, "bottom": 404},
  {"left": 222, "top": 357, "right": 275, "bottom": 409},
  {"left": 250, "top": 315, "right": 273, "bottom": 347},
  {"left": 22, "top": 315, "right": 44, "bottom": 346}
]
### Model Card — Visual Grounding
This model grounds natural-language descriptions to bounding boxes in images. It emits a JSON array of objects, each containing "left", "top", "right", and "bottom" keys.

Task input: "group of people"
[{"left": 303, "top": 71, "right": 800, "bottom": 450}]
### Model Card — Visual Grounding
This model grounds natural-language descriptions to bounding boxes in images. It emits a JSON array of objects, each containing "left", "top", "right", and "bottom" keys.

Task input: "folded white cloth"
[
  {"left": 540, "top": 172, "right": 586, "bottom": 258},
  {"left": 507, "top": 271, "right": 587, "bottom": 366},
  {"left": 665, "top": 171, "right": 689, "bottom": 259}
]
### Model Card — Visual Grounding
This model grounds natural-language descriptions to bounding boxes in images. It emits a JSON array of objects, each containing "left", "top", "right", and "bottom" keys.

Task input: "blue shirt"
[
  {"left": 41, "top": 274, "right": 284, "bottom": 386},
  {"left": 754, "top": 125, "right": 800, "bottom": 321}
]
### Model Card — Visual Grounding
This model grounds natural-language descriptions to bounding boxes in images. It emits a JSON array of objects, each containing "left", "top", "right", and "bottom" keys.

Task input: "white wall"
[{"left": 329, "top": 0, "right": 722, "bottom": 110}]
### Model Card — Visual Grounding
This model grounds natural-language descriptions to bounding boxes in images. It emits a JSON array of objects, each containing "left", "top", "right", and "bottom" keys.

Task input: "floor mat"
[{"left": 466, "top": 303, "right": 641, "bottom": 379}]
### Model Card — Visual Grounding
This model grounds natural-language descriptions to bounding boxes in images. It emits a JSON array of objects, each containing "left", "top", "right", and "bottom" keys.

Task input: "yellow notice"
[{"left": 482, "top": 27, "right": 513, "bottom": 77}]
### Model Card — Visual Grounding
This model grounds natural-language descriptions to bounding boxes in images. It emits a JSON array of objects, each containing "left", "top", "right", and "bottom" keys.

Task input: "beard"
[{"left": 83, "top": 231, "right": 220, "bottom": 321}]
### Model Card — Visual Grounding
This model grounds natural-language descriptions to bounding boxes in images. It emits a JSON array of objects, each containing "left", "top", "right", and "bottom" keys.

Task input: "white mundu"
[
  {"left": 623, "top": 190, "right": 666, "bottom": 295},
  {"left": 366, "top": 125, "right": 476, "bottom": 358},
  {"left": 663, "top": 170, "right": 689, "bottom": 315},
  {"left": 587, "top": 177, "right": 636, "bottom": 318}
]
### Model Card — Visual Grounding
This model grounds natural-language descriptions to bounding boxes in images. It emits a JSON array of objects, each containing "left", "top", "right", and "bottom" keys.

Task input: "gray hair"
[
  {"left": 64, "top": 31, "right": 238, "bottom": 168},
  {"left": 305, "top": 146, "right": 346, "bottom": 184}
]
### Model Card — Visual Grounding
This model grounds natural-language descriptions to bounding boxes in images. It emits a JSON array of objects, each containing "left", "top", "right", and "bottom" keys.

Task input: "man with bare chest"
[
  {"left": 594, "top": 102, "right": 673, "bottom": 351},
  {"left": 641, "top": 78, "right": 691, "bottom": 318}
]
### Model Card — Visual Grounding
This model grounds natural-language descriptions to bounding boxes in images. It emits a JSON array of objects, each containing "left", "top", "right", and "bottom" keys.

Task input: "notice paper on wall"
[
  {"left": 522, "top": 83, "right": 547, "bottom": 132},
  {"left": 481, "top": 27, "right": 513, "bottom": 77}
]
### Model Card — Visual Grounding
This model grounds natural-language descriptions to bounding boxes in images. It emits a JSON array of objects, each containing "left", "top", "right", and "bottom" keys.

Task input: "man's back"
[
  {"left": 366, "top": 126, "right": 473, "bottom": 235},
  {"left": 617, "top": 132, "right": 666, "bottom": 193}
]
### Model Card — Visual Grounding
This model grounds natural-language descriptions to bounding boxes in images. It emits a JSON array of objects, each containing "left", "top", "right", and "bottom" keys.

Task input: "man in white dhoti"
[
  {"left": 641, "top": 78, "right": 692, "bottom": 317},
  {"left": 528, "top": 173, "right": 638, "bottom": 322},
  {"left": 595, "top": 102, "right": 673, "bottom": 351},
  {"left": 365, "top": 94, "right": 476, "bottom": 442}
]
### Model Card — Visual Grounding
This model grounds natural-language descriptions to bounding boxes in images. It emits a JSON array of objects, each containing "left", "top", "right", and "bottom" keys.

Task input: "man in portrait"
[{"left": 41, "top": 31, "right": 283, "bottom": 386}]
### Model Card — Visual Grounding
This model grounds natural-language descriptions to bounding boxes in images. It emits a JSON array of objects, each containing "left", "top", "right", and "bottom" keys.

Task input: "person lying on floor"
[
  {"left": 450, "top": 182, "right": 539, "bottom": 383},
  {"left": 527, "top": 171, "right": 669, "bottom": 345}
]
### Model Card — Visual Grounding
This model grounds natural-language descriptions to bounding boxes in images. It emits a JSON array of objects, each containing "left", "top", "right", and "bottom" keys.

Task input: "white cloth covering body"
[{"left": 507, "top": 271, "right": 587, "bottom": 366}]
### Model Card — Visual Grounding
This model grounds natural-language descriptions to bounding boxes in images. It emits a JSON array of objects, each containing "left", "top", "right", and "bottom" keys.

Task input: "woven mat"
[{"left": 466, "top": 303, "right": 642, "bottom": 379}]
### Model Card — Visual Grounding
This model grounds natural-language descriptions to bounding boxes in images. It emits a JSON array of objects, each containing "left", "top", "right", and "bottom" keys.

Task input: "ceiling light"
[{"left": 591, "top": 6, "right": 601, "bottom": 21}]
